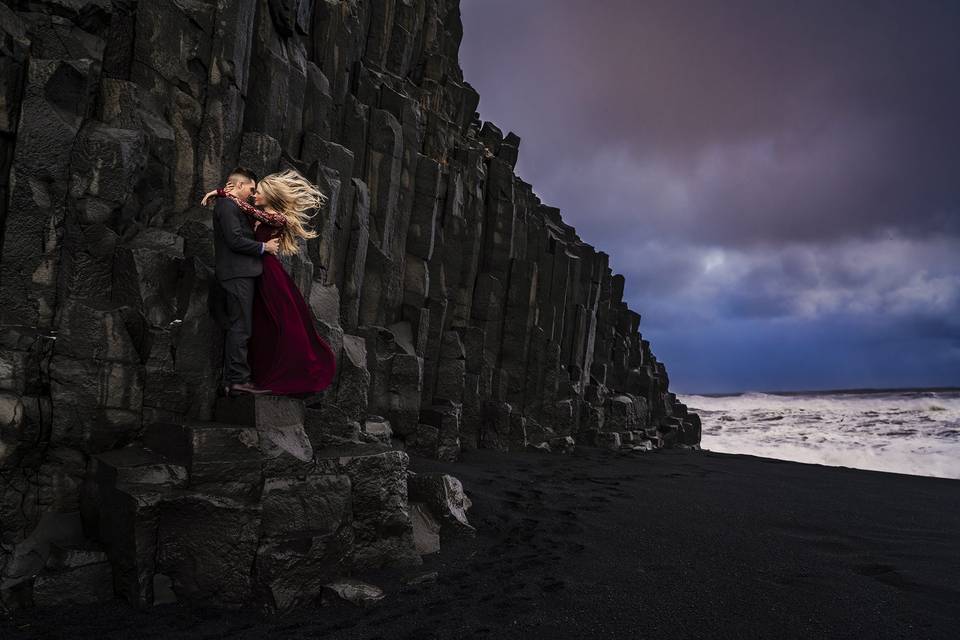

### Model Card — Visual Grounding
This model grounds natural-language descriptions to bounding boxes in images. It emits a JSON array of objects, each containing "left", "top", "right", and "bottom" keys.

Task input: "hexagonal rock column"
[
  {"left": 254, "top": 473, "right": 353, "bottom": 613},
  {"left": 214, "top": 395, "right": 313, "bottom": 462},
  {"left": 314, "top": 448, "right": 421, "bottom": 572},
  {"left": 156, "top": 492, "right": 262, "bottom": 608},
  {"left": 143, "top": 421, "right": 264, "bottom": 501},
  {"left": 479, "top": 401, "right": 527, "bottom": 452},
  {"left": 410, "top": 401, "right": 462, "bottom": 461},
  {"left": 83, "top": 444, "right": 188, "bottom": 608}
]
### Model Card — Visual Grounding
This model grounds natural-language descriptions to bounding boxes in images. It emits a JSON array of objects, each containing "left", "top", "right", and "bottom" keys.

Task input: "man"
[{"left": 211, "top": 167, "right": 279, "bottom": 396}]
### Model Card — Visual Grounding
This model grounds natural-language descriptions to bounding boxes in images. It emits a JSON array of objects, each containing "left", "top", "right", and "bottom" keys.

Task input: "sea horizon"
[{"left": 676, "top": 385, "right": 960, "bottom": 398}]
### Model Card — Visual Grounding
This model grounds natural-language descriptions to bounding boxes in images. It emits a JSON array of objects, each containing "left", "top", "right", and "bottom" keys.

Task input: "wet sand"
[{"left": 3, "top": 446, "right": 959, "bottom": 639}]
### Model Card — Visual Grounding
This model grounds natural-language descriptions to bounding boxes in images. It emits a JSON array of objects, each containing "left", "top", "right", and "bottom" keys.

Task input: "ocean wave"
[{"left": 677, "top": 389, "right": 960, "bottom": 480}]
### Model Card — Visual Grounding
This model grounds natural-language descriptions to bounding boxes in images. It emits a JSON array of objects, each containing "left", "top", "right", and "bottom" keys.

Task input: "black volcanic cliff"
[{"left": 0, "top": 0, "right": 700, "bottom": 611}]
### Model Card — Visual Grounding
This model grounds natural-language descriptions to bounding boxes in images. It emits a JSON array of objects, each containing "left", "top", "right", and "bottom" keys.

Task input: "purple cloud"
[{"left": 458, "top": 0, "right": 960, "bottom": 392}]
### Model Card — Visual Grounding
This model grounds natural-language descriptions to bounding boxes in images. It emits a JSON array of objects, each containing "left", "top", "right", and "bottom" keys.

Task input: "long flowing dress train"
[{"left": 219, "top": 191, "right": 336, "bottom": 395}]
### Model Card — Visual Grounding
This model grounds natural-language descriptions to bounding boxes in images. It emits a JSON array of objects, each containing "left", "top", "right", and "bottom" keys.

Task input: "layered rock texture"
[{"left": 0, "top": 0, "right": 700, "bottom": 611}]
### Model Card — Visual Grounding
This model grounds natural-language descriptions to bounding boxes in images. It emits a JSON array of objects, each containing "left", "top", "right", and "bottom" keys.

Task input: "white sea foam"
[{"left": 677, "top": 389, "right": 960, "bottom": 479}]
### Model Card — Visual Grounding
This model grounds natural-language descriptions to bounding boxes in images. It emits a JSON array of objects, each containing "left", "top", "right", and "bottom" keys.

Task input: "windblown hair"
[{"left": 255, "top": 169, "right": 328, "bottom": 255}]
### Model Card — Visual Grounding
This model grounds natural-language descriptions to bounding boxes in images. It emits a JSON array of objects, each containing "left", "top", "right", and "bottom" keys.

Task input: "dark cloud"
[
  {"left": 460, "top": 0, "right": 960, "bottom": 247},
  {"left": 646, "top": 309, "right": 960, "bottom": 394},
  {"left": 625, "top": 234, "right": 960, "bottom": 324},
  {"left": 620, "top": 235, "right": 960, "bottom": 391},
  {"left": 458, "top": 0, "right": 960, "bottom": 392}
]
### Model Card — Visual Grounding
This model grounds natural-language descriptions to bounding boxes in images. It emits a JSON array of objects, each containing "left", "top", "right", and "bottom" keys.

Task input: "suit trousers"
[{"left": 219, "top": 276, "right": 256, "bottom": 386}]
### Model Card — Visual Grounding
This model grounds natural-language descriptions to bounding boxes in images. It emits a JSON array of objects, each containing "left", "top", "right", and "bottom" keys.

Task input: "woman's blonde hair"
[{"left": 256, "top": 169, "right": 328, "bottom": 255}]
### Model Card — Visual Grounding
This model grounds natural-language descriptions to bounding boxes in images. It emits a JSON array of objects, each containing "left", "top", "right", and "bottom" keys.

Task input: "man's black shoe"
[{"left": 228, "top": 382, "right": 272, "bottom": 396}]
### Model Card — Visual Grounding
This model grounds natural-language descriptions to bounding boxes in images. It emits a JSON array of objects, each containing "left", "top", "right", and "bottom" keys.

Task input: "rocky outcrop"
[{"left": 0, "top": 0, "right": 700, "bottom": 611}]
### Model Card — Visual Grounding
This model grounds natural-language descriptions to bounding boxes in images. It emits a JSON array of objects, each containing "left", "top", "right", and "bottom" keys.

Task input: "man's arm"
[{"left": 215, "top": 197, "right": 264, "bottom": 257}]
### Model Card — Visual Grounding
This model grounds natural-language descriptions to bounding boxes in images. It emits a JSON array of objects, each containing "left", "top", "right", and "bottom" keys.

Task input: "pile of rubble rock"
[{"left": 0, "top": 0, "right": 699, "bottom": 611}]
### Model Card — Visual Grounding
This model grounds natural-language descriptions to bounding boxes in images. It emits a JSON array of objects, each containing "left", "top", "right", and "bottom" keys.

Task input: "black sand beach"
[{"left": 3, "top": 447, "right": 958, "bottom": 640}]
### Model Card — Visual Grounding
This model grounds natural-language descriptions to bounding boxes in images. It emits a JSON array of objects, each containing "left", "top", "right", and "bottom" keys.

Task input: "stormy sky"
[{"left": 458, "top": 0, "right": 960, "bottom": 394}]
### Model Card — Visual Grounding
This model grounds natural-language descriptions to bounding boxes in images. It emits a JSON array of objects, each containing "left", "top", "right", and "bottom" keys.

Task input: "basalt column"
[{"left": 0, "top": 0, "right": 700, "bottom": 611}]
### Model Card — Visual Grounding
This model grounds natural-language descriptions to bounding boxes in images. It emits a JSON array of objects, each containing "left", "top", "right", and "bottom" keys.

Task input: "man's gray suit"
[{"left": 212, "top": 197, "right": 263, "bottom": 387}]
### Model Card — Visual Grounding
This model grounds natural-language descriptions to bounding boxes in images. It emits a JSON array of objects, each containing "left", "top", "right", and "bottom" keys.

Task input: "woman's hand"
[{"left": 200, "top": 180, "right": 237, "bottom": 206}]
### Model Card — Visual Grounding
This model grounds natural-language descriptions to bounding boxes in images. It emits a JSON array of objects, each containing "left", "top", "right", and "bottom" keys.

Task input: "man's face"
[{"left": 234, "top": 178, "right": 257, "bottom": 201}]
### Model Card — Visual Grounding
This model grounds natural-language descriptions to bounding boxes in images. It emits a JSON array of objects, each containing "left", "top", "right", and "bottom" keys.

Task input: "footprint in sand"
[
  {"left": 370, "top": 611, "right": 404, "bottom": 625},
  {"left": 853, "top": 562, "right": 896, "bottom": 577},
  {"left": 539, "top": 577, "right": 566, "bottom": 593}
]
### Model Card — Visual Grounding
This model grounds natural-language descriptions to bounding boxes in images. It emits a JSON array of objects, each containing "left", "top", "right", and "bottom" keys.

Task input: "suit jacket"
[{"left": 212, "top": 196, "right": 263, "bottom": 281}]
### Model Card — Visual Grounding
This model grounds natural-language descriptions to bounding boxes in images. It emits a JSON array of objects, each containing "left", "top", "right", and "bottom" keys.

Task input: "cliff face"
[{"left": 0, "top": 0, "right": 700, "bottom": 610}]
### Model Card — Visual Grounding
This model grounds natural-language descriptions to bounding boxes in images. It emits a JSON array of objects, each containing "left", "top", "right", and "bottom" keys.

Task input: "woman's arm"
[
  {"left": 216, "top": 188, "right": 286, "bottom": 227},
  {"left": 200, "top": 188, "right": 220, "bottom": 207},
  {"left": 200, "top": 181, "right": 236, "bottom": 206}
]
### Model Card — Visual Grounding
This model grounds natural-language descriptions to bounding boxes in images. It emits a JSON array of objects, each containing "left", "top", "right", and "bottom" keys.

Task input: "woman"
[{"left": 204, "top": 169, "right": 337, "bottom": 396}]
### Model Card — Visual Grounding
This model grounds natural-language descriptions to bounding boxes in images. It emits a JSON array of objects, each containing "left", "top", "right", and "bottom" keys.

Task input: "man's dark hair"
[{"left": 227, "top": 166, "right": 259, "bottom": 185}]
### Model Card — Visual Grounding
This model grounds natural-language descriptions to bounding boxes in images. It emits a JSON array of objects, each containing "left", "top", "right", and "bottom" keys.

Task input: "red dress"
[{"left": 220, "top": 190, "right": 337, "bottom": 395}]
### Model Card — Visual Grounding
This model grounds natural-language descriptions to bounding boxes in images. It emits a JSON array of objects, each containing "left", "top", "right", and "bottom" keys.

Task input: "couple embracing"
[{"left": 206, "top": 167, "right": 336, "bottom": 397}]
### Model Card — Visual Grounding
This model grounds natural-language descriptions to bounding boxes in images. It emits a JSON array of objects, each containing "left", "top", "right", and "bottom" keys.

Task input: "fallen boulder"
[
  {"left": 321, "top": 578, "right": 385, "bottom": 608},
  {"left": 407, "top": 472, "right": 474, "bottom": 536}
]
